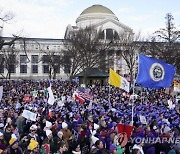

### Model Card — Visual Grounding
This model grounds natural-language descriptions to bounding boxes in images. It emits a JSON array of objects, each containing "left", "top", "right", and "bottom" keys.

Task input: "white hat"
[
  {"left": 46, "top": 130, "right": 52, "bottom": 137},
  {"left": 94, "top": 123, "right": 99, "bottom": 130},
  {"left": 62, "top": 122, "right": 68, "bottom": 129},
  {"left": 164, "top": 126, "right": 171, "bottom": 133},
  {"left": 57, "top": 131, "right": 63, "bottom": 136},
  {"left": 11, "top": 134, "right": 17, "bottom": 139},
  {"left": 0, "top": 123, "right": 4, "bottom": 128},
  {"left": 91, "top": 135, "right": 99, "bottom": 144},
  {"left": 7, "top": 118, "right": 12, "bottom": 123},
  {"left": 153, "top": 126, "right": 158, "bottom": 130},
  {"left": 30, "top": 124, "right": 37, "bottom": 130},
  {"left": 46, "top": 121, "right": 52, "bottom": 128},
  {"left": 0, "top": 132, "right": 3, "bottom": 136}
]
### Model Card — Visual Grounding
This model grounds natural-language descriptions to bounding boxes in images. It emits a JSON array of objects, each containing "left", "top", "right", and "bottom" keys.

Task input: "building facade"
[
  {"left": 0, "top": 37, "right": 68, "bottom": 79},
  {"left": 1, "top": 4, "right": 133, "bottom": 80}
]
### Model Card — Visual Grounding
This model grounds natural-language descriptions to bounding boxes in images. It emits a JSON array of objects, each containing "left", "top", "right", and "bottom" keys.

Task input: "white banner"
[
  {"left": 0, "top": 86, "right": 3, "bottom": 101},
  {"left": 140, "top": 115, "right": 147, "bottom": 124},
  {"left": 47, "top": 86, "right": 55, "bottom": 105},
  {"left": 22, "top": 109, "right": 37, "bottom": 121}
]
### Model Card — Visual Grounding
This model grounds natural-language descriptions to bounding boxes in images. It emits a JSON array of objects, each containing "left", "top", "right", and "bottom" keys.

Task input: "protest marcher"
[
  {"left": 4, "top": 134, "right": 23, "bottom": 154},
  {"left": 58, "top": 141, "right": 68, "bottom": 154},
  {"left": 42, "top": 129, "right": 58, "bottom": 153},
  {"left": 25, "top": 139, "right": 40, "bottom": 154},
  {"left": 0, "top": 79, "right": 178, "bottom": 154},
  {"left": 61, "top": 122, "right": 72, "bottom": 148},
  {"left": 0, "top": 132, "right": 6, "bottom": 151}
]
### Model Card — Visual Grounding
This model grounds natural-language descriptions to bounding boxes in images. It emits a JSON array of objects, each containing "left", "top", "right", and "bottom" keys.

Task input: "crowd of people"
[{"left": 0, "top": 79, "right": 179, "bottom": 154}]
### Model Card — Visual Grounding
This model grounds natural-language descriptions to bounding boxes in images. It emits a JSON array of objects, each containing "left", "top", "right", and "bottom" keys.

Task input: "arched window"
[
  {"left": 114, "top": 31, "right": 120, "bottom": 40},
  {"left": 99, "top": 31, "right": 105, "bottom": 39},
  {"left": 106, "top": 29, "right": 114, "bottom": 40},
  {"left": 99, "top": 29, "right": 119, "bottom": 40}
]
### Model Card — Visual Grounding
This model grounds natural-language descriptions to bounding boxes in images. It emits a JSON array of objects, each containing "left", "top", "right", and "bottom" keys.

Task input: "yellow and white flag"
[{"left": 109, "top": 68, "right": 129, "bottom": 92}]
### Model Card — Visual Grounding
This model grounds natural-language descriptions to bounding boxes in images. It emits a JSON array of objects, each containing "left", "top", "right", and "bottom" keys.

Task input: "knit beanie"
[
  {"left": 9, "top": 134, "right": 17, "bottom": 145},
  {"left": 109, "top": 144, "right": 117, "bottom": 153},
  {"left": 62, "top": 122, "right": 68, "bottom": 129},
  {"left": 28, "top": 139, "right": 38, "bottom": 151}
]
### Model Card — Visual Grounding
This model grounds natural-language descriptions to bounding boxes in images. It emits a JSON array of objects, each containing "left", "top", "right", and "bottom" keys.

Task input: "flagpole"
[
  {"left": 131, "top": 52, "right": 138, "bottom": 125},
  {"left": 108, "top": 78, "right": 111, "bottom": 104}
]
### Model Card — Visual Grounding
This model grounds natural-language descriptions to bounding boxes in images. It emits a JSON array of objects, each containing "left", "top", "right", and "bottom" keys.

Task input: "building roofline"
[{"left": 1, "top": 36, "right": 65, "bottom": 41}]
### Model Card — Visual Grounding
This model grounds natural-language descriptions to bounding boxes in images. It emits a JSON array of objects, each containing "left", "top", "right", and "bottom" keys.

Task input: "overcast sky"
[{"left": 0, "top": 0, "right": 180, "bottom": 39}]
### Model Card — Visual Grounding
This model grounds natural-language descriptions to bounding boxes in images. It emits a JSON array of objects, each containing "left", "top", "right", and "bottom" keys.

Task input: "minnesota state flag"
[
  {"left": 109, "top": 68, "right": 129, "bottom": 92},
  {"left": 136, "top": 54, "right": 176, "bottom": 88}
]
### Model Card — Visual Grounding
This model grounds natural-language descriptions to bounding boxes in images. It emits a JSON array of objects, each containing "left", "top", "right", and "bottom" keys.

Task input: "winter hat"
[
  {"left": 57, "top": 131, "right": 63, "bottom": 136},
  {"left": 0, "top": 123, "right": 4, "bottom": 128},
  {"left": 28, "top": 139, "right": 38, "bottom": 151},
  {"left": 46, "top": 130, "right": 52, "bottom": 137},
  {"left": 7, "top": 118, "right": 12, "bottom": 123},
  {"left": 0, "top": 132, "right": 3, "bottom": 136},
  {"left": 9, "top": 134, "right": 17, "bottom": 145},
  {"left": 94, "top": 123, "right": 99, "bottom": 130},
  {"left": 62, "top": 122, "right": 68, "bottom": 129},
  {"left": 74, "top": 115, "right": 80, "bottom": 120},
  {"left": 110, "top": 144, "right": 117, "bottom": 153},
  {"left": 164, "top": 126, "right": 171, "bottom": 133},
  {"left": 30, "top": 124, "right": 37, "bottom": 130},
  {"left": 91, "top": 135, "right": 99, "bottom": 145},
  {"left": 46, "top": 121, "right": 52, "bottom": 128},
  {"left": 153, "top": 126, "right": 158, "bottom": 130}
]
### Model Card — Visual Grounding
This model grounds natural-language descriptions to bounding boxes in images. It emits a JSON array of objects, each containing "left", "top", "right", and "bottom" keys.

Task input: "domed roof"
[
  {"left": 80, "top": 4, "right": 115, "bottom": 15},
  {"left": 76, "top": 4, "right": 119, "bottom": 24}
]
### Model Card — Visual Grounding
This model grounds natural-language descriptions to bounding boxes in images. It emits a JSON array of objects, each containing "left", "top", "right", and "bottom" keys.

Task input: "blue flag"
[{"left": 136, "top": 54, "right": 176, "bottom": 88}]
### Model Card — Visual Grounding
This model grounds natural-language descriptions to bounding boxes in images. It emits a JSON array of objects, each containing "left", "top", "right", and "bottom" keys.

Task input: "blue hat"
[
  {"left": 137, "top": 131, "right": 145, "bottom": 137},
  {"left": 137, "top": 122, "right": 142, "bottom": 126},
  {"left": 107, "top": 123, "right": 113, "bottom": 129},
  {"left": 109, "top": 144, "right": 117, "bottom": 153},
  {"left": 105, "top": 117, "right": 110, "bottom": 121}
]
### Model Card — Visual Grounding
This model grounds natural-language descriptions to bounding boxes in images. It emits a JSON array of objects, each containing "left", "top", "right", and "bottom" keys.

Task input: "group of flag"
[
  {"left": 0, "top": 54, "right": 176, "bottom": 106},
  {"left": 73, "top": 86, "right": 92, "bottom": 103},
  {"left": 109, "top": 54, "right": 176, "bottom": 91},
  {"left": 0, "top": 54, "right": 177, "bottom": 148}
]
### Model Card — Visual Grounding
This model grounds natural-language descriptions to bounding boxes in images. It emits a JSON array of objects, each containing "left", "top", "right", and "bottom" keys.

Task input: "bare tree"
[
  {"left": 0, "top": 10, "right": 13, "bottom": 23},
  {"left": 63, "top": 26, "right": 112, "bottom": 83},
  {"left": 143, "top": 13, "right": 180, "bottom": 74},
  {"left": 114, "top": 32, "right": 142, "bottom": 85},
  {"left": 0, "top": 37, "right": 29, "bottom": 79},
  {"left": 0, "top": 10, "right": 14, "bottom": 47},
  {"left": 0, "top": 11, "right": 29, "bottom": 79},
  {"left": 0, "top": 44, "right": 18, "bottom": 79},
  {"left": 62, "top": 39, "right": 84, "bottom": 81},
  {"left": 40, "top": 45, "right": 62, "bottom": 80}
]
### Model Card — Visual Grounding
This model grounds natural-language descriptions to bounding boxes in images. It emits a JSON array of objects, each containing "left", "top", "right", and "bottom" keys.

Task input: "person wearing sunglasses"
[{"left": 28, "top": 125, "right": 40, "bottom": 143}]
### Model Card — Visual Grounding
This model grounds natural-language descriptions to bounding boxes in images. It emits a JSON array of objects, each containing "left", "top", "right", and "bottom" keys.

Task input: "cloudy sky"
[{"left": 0, "top": 0, "right": 180, "bottom": 39}]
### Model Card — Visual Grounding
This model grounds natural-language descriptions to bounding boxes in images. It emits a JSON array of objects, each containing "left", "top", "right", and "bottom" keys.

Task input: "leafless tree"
[
  {"left": 143, "top": 13, "right": 180, "bottom": 74},
  {"left": 114, "top": 32, "right": 142, "bottom": 85},
  {"left": 0, "top": 44, "right": 18, "bottom": 79},
  {"left": 63, "top": 26, "right": 113, "bottom": 83},
  {"left": 39, "top": 44, "right": 62, "bottom": 80},
  {"left": 0, "top": 11, "right": 28, "bottom": 79}
]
